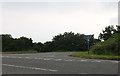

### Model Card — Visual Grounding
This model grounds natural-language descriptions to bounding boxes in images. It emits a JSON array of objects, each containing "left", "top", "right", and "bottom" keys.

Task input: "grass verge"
[{"left": 71, "top": 51, "right": 120, "bottom": 60}]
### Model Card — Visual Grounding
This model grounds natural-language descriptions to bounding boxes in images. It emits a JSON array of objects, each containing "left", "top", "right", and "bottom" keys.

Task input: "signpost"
[{"left": 85, "top": 35, "right": 93, "bottom": 54}]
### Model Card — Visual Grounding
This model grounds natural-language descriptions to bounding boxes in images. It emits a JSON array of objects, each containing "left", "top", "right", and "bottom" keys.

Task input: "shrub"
[{"left": 90, "top": 33, "right": 120, "bottom": 55}]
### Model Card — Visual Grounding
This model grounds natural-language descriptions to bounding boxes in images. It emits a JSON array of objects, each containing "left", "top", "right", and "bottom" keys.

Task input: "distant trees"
[
  {"left": 52, "top": 32, "right": 88, "bottom": 51},
  {"left": 42, "top": 32, "right": 97, "bottom": 52},
  {"left": 33, "top": 42, "right": 44, "bottom": 52},
  {"left": 1, "top": 32, "right": 98, "bottom": 52},
  {"left": 1, "top": 25, "right": 119, "bottom": 56},
  {"left": 2, "top": 34, "right": 13, "bottom": 51},
  {"left": 42, "top": 41, "right": 54, "bottom": 52},
  {"left": 14, "top": 37, "right": 33, "bottom": 51},
  {"left": 2, "top": 34, "right": 33, "bottom": 52}
]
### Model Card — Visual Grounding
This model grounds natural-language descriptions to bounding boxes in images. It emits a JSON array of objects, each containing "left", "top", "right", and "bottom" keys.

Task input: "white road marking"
[
  {"left": 37, "top": 58, "right": 42, "bottom": 59},
  {"left": 2, "top": 64, "right": 58, "bottom": 72},
  {"left": 2, "top": 56, "right": 119, "bottom": 63},
  {"left": 1, "top": 56, "right": 4, "bottom": 57},
  {"left": 111, "top": 61, "right": 119, "bottom": 63},
  {"left": 80, "top": 60, "right": 87, "bottom": 62},
  {"left": 25, "top": 57, "right": 30, "bottom": 59},
  {"left": 6, "top": 56, "right": 10, "bottom": 58},
  {"left": 54, "top": 59, "right": 62, "bottom": 61},
  {"left": 34, "top": 57, "right": 40, "bottom": 59},
  {"left": 91, "top": 60, "right": 101, "bottom": 63},
  {"left": 18, "top": 57, "right": 22, "bottom": 58},
  {"left": 48, "top": 69, "right": 58, "bottom": 72},
  {"left": 64, "top": 59, "right": 73, "bottom": 61},
  {"left": 43, "top": 58, "right": 51, "bottom": 60}
]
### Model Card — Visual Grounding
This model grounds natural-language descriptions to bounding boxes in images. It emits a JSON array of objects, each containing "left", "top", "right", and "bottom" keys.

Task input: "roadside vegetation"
[
  {"left": 90, "top": 33, "right": 120, "bottom": 55},
  {"left": 1, "top": 25, "right": 120, "bottom": 60},
  {"left": 72, "top": 25, "right": 120, "bottom": 60},
  {"left": 71, "top": 52, "right": 119, "bottom": 60}
]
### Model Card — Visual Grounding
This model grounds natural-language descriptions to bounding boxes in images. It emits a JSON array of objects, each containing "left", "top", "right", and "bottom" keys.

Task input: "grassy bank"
[{"left": 71, "top": 51, "right": 120, "bottom": 60}]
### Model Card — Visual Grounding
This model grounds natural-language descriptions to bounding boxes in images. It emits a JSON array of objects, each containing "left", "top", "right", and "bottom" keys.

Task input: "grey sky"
[{"left": 0, "top": 0, "right": 119, "bottom": 43}]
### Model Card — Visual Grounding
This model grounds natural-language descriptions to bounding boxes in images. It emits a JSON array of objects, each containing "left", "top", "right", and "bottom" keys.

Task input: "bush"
[{"left": 90, "top": 33, "right": 120, "bottom": 55}]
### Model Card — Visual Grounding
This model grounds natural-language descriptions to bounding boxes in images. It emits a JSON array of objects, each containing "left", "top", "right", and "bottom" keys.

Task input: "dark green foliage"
[
  {"left": 0, "top": 35, "right": 2, "bottom": 51},
  {"left": 2, "top": 34, "right": 33, "bottom": 52},
  {"left": 2, "top": 34, "right": 13, "bottom": 51},
  {"left": 1, "top": 32, "right": 96, "bottom": 52},
  {"left": 51, "top": 32, "right": 94, "bottom": 51},
  {"left": 98, "top": 25, "right": 116, "bottom": 41},
  {"left": 42, "top": 41, "right": 54, "bottom": 52},
  {"left": 91, "top": 25, "right": 120, "bottom": 56},
  {"left": 90, "top": 33, "right": 120, "bottom": 55},
  {"left": 33, "top": 42, "right": 44, "bottom": 52}
]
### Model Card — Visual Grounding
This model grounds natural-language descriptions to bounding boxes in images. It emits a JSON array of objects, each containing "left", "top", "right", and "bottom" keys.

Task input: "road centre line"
[
  {"left": 34, "top": 57, "right": 41, "bottom": 59},
  {"left": 43, "top": 58, "right": 51, "bottom": 60},
  {"left": 44, "top": 55, "right": 55, "bottom": 57},
  {"left": 64, "top": 59, "right": 73, "bottom": 61},
  {"left": 2, "top": 56, "right": 119, "bottom": 63},
  {"left": 25, "top": 57, "right": 30, "bottom": 58},
  {"left": 18, "top": 57, "right": 22, "bottom": 58},
  {"left": 91, "top": 60, "right": 101, "bottom": 62},
  {"left": 2, "top": 64, "right": 58, "bottom": 72},
  {"left": 54, "top": 59, "right": 62, "bottom": 61},
  {"left": 79, "top": 60, "right": 87, "bottom": 62},
  {"left": 6, "top": 56, "right": 10, "bottom": 58}
]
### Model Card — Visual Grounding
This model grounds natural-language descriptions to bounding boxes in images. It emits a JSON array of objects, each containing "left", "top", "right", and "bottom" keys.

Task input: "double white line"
[{"left": 2, "top": 64, "right": 58, "bottom": 72}]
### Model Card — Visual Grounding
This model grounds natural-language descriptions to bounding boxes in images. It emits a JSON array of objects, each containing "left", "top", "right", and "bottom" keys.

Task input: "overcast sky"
[{"left": 0, "top": 0, "right": 119, "bottom": 43}]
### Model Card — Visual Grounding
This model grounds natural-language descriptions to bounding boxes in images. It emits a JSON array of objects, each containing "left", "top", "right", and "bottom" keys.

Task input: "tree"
[
  {"left": 115, "top": 25, "right": 120, "bottom": 33},
  {"left": 33, "top": 42, "right": 44, "bottom": 52},
  {"left": 2, "top": 34, "right": 13, "bottom": 51},
  {"left": 2, "top": 34, "right": 33, "bottom": 52},
  {"left": 19, "top": 37, "right": 33, "bottom": 50},
  {"left": 91, "top": 25, "right": 120, "bottom": 55},
  {"left": 42, "top": 41, "right": 54, "bottom": 52},
  {"left": 51, "top": 32, "right": 95, "bottom": 51},
  {"left": 98, "top": 25, "right": 116, "bottom": 41},
  {"left": 91, "top": 33, "right": 120, "bottom": 55}
]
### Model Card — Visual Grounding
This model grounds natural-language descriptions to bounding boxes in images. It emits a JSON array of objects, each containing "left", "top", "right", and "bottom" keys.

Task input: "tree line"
[
  {"left": 1, "top": 32, "right": 99, "bottom": 52},
  {"left": 2, "top": 35, "right": 33, "bottom": 52},
  {"left": 1, "top": 25, "right": 120, "bottom": 55}
]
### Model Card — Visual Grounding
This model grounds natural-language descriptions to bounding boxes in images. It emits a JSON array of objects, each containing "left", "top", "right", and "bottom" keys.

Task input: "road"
[{"left": 1, "top": 52, "right": 119, "bottom": 74}]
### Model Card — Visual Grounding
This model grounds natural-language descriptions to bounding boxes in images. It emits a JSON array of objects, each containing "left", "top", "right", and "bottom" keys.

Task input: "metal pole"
[
  {"left": 87, "top": 35, "right": 90, "bottom": 54},
  {"left": 88, "top": 39, "right": 89, "bottom": 54}
]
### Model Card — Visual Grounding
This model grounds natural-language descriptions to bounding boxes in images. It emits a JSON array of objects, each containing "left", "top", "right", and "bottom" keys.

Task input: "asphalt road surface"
[{"left": 1, "top": 52, "right": 119, "bottom": 74}]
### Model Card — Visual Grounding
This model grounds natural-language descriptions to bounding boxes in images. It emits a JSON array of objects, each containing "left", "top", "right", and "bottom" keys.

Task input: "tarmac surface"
[{"left": 1, "top": 52, "right": 119, "bottom": 74}]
